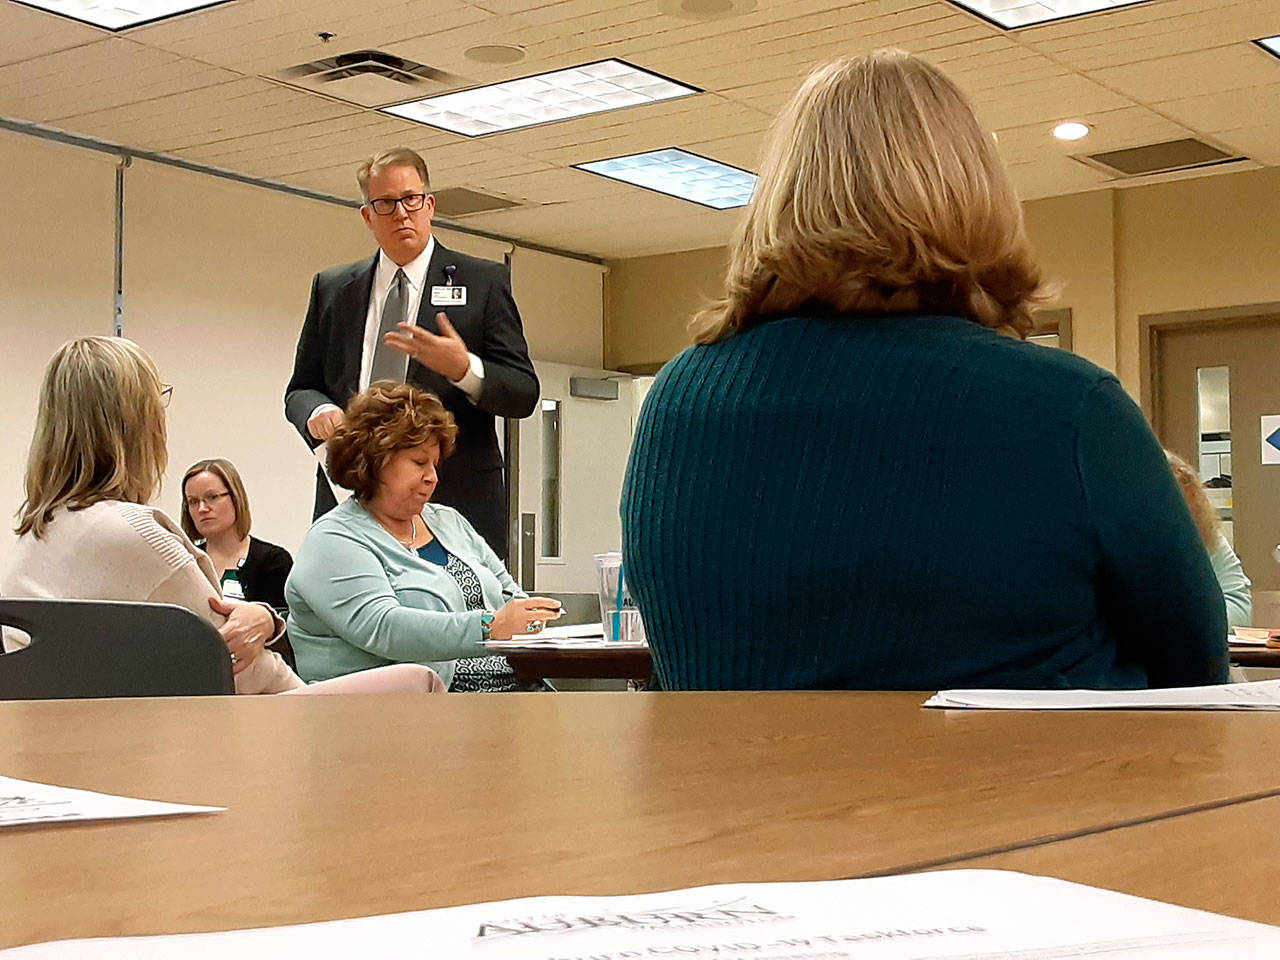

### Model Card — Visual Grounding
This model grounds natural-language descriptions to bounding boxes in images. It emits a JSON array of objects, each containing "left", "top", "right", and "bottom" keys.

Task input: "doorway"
[
  {"left": 514, "top": 361, "right": 640, "bottom": 594},
  {"left": 1144, "top": 304, "right": 1280, "bottom": 600}
]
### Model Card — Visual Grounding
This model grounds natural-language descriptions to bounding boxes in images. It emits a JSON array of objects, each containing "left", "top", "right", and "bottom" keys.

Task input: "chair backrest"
[
  {"left": 0, "top": 598, "right": 234, "bottom": 700},
  {"left": 540, "top": 592, "right": 601, "bottom": 626}
]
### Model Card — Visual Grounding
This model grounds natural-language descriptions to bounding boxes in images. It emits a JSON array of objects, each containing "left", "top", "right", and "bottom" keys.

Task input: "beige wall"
[
  {"left": 1022, "top": 190, "right": 1117, "bottom": 372},
  {"left": 604, "top": 166, "right": 1280, "bottom": 402},
  {"left": 512, "top": 248, "right": 606, "bottom": 368},
  {"left": 0, "top": 131, "right": 117, "bottom": 569},
  {"left": 1114, "top": 167, "right": 1280, "bottom": 392},
  {"left": 0, "top": 133, "right": 606, "bottom": 574},
  {"left": 121, "top": 160, "right": 374, "bottom": 557},
  {"left": 604, "top": 245, "right": 727, "bottom": 371}
]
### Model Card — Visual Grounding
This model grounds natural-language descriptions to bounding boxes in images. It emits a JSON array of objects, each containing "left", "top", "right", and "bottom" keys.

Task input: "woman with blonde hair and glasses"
[
  {"left": 3, "top": 336, "right": 443, "bottom": 695},
  {"left": 622, "top": 50, "right": 1227, "bottom": 691}
]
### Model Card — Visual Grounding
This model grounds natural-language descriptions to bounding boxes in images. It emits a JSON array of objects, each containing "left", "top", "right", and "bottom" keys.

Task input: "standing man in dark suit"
[{"left": 285, "top": 147, "right": 538, "bottom": 560}]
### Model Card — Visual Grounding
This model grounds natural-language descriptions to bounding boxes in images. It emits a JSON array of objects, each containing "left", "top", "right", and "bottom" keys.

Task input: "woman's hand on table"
[
  {"left": 489, "top": 597, "right": 564, "bottom": 640},
  {"left": 208, "top": 596, "right": 275, "bottom": 674}
]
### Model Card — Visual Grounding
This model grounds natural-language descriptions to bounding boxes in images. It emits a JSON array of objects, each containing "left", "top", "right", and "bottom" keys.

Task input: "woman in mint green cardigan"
[
  {"left": 286, "top": 383, "right": 561, "bottom": 689},
  {"left": 620, "top": 51, "right": 1227, "bottom": 692}
]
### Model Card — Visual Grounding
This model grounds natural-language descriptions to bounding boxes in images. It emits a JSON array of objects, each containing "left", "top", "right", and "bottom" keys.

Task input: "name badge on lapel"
[{"left": 430, "top": 285, "right": 467, "bottom": 307}]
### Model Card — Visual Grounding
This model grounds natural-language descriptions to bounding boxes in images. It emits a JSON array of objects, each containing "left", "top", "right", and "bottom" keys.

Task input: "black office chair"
[{"left": 0, "top": 598, "right": 234, "bottom": 699}]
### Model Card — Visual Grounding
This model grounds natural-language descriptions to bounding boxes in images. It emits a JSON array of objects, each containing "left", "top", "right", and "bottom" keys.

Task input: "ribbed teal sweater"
[{"left": 621, "top": 314, "right": 1228, "bottom": 691}]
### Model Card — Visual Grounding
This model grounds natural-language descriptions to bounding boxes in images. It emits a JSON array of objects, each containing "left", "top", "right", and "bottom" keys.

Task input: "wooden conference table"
[
  {"left": 957, "top": 795, "right": 1280, "bottom": 927},
  {"left": 4, "top": 692, "right": 1280, "bottom": 949}
]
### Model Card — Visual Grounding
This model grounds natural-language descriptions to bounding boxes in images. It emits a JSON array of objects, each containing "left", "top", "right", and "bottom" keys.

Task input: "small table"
[
  {"left": 502, "top": 642, "right": 653, "bottom": 684},
  {"left": 1229, "top": 644, "right": 1280, "bottom": 668}
]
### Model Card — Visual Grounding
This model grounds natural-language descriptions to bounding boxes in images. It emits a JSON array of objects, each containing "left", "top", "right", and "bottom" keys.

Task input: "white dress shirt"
[{"left": 309, "top": 235, "right": 484, "bottom": 425}]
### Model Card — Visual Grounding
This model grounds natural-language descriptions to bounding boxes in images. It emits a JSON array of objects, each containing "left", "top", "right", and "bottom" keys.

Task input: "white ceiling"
[{"left": 1, "top": 0, "right": 1277, "bottom": 258}]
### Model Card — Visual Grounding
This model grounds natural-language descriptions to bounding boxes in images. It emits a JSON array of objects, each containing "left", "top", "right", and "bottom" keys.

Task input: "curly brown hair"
[
  {"left": 1166, "top": 450, "right": 1219, "bottom": 548},
  {"left": 326, "top": 381, "right": 457, "bottom": 502}
]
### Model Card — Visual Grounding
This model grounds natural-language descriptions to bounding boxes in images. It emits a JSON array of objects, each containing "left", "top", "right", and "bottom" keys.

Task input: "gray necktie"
[{"left": 370, "top": 268, "right": 410, "bottom": 384}]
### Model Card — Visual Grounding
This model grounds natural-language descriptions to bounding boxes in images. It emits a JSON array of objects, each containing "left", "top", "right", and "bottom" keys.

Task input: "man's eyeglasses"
[
  {"left": 160, "top": 384, "right": 173, "bottom": 408},
  {"left": 367, "top": 193, "right": 428, "bottom": 216},
  {"left": 185, "top": 492, "right": 230, "bottom": 511}
]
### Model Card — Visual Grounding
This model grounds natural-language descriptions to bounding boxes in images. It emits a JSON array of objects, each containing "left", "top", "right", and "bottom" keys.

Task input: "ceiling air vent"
[
  {"left": 1077, "top": 138, "right": 1244, "bottom": 178},
  {"left": 274, "top": 51, "right": 458, "bottom": 108},
  {"left": 433, "top": 187, "right": 522, "bottom": 218}
]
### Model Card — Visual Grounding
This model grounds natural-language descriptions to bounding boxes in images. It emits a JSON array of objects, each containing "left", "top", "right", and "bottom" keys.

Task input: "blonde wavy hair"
[
  {"left": 1166, "top": 451, "right": 1220, "bottom": 548},
  {"left": 692, "top": 49, "right": 1047, "bottom": 344},
  {"left": 17, "top": 337, "right": 168, "bottom": 538}
]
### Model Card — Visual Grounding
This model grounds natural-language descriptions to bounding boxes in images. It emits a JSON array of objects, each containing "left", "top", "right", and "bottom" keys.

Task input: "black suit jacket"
[
  {"left": 238, "top": 536, "right": 296, "bottom": 671},
  {"left": 285, "top": 242, "right": 538, "bottom": 559}
]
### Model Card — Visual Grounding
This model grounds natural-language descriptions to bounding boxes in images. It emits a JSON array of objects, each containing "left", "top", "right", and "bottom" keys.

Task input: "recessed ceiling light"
[
  {"left": 948, "top": 0, "right": 1153, "bottom": 29},
  {"left": 1053, "top": 121, "right": 1091, "bottom": 141},
  {"left": 656, "top": 0, "right": 757, "bottom": 20},
  {"left": 13, "top": 0, "right": 231, "bottom": 31},
  {"left": 464, "top": 44, "right": 526, "bottom": 65},
  {"left": 1257, "top": 36, "right": 1280, "bottom": 59},
  {"left": 384, "top": 59, "right": 699, "bottom": 137},
  {"left": 575, "top": 148, "right": 756, "bottom": 209}
]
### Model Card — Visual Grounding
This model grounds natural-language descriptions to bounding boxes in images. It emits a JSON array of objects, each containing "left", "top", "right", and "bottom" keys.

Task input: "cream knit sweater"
[{"left": 2, "top": 501, "right": 300, "bottom": 694}]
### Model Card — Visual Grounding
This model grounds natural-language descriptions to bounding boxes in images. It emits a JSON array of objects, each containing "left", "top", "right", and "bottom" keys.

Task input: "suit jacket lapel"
[
  {"left": 416, "top": 240, "right": 451, "bottom": 334},
  {"left": 338, "top": 253, "right": 378, "bottom": 397}
]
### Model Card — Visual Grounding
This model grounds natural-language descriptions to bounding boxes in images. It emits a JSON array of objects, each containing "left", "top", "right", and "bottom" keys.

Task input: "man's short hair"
[{"left": 356, "top": 147, "right": 431, "bottom": 203}]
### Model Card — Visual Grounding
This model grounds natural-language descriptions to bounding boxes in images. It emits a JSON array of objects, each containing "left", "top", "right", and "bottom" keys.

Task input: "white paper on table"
[
  {"left": 314, "top": 443, "right": 351, "bottom": 505},
  {"left": 539, "top": 621, "right": 604, "bottom": 640},
  {"left": 484, "top": 641, "right": 648, "bottom": 650},
  {"left": 0, "top": 775, "right": 222, "bottom": 829},
  {"left": 925, "top": 678, "right": 1280, "bottom": 711},
  {"left": 4, "top": 870, "right": 1277, "bottom": 957},
  {"left": 1229, "top": 632, "right": 1272, "bottom": 646},
  {"left": 492, "top": 622, "right": 605, "bottom": 642}
]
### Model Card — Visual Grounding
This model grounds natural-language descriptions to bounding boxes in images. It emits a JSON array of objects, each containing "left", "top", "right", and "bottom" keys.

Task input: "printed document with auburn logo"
[{"left": 2, "top": 870, "right": 1277, "bottom": 958}]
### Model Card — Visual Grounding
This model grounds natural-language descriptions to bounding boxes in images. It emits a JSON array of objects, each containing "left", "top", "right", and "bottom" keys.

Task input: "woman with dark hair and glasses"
[{"left": 182, "top": 458, "right": 297, "bottom": 670}]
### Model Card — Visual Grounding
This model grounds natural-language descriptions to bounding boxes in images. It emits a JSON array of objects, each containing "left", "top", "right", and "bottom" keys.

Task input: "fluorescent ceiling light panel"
[
  {"left": 14, "top": 0, "right": 231, "bottom": 30},
  {"left": 384, "top": 59, "right": 698, "bottom": 137},
  {"left": 1257, "top": 36, "right": 1280, "bottom": 59},
  {"left": 575, "top": 149, "right": 756, "bottom": 210},
  {"left": 948, "top": 0, "right": 1153, "bottom": 29}
]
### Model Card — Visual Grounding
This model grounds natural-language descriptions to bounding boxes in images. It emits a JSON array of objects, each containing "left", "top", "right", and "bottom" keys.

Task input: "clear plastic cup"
[{"left": 593, "top": 552, "right": 646, "bottom": 643}]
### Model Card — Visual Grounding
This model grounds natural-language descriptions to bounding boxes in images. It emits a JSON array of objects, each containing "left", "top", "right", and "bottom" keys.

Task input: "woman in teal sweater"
[
  {"left": 620, "top": 51, "right": 1227, "bottom": 692},
  {"left": 287, "top": 383, "right": 561, "bottom": 689}
]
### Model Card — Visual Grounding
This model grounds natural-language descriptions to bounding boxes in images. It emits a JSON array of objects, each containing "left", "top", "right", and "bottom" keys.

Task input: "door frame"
[
  {"left": 1140, "top": 301, "right": 1280, "bottom": 430},
  {"left": 1031, "top": 307, "right": 1072, "bottom": 351}
]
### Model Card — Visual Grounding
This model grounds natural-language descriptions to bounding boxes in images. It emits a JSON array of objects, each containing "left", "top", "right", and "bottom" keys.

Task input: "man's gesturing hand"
[{"left": 385, "top": 315, "right": 470, "bottom": 383}]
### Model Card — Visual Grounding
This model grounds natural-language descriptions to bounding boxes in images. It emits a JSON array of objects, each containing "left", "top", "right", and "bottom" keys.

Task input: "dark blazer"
[
  {"left": 238, "top": 536, "right": 296, "bottom": 671},
  {"left": 199, "top": 535, "right": 297, "bottom": 671},
  {"left": 285, "top": 242, "right": 539, "bottom": 559}
]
